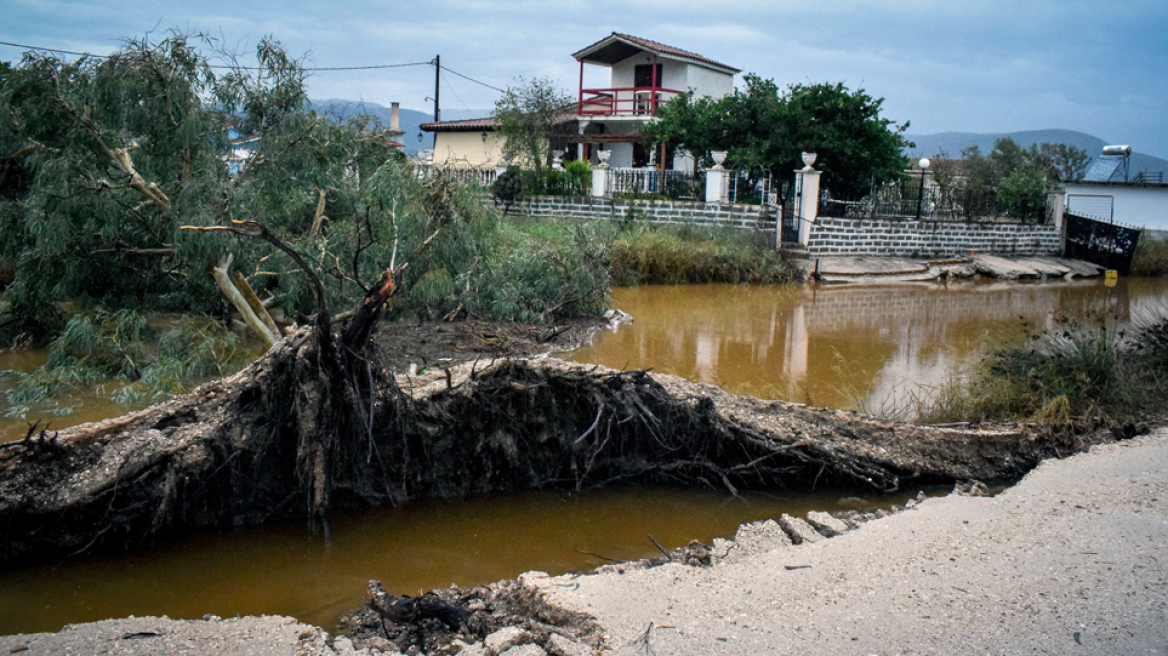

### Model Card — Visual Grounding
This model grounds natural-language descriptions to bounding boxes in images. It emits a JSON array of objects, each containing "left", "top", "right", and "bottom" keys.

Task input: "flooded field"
[
  {"left": 570, "top": 278, "right": 1168, "bottom": 415},
  {"left": 3, "top": 277, "right": 1167, "bottom": 636}
]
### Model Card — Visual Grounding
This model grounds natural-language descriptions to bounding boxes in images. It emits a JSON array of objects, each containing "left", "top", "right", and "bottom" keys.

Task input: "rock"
[
  {"left": 547, "top": 633, "right": 593, "bottom": 656},
  {"left": 455, "top": 642, "right": 488, "bottom": 656},
  {"left": 501, "top": 645, "right": 546, "bottom": 656},
  {"left": 485, "top": 627, "right": 532, "bottom": 655},
  {"left": 954, "top": 480, "right": 990, "bottom": 497},
  {"left": 718, "top": 519, "right": 793, "bottom": 562},
  {"left": 778, "top": 513, "right": 825, "bottom": 544},
  {"left": 805, "top": 511, "right": 849, "bottom": 537},
  {"left": 359, "top": 636, "right": 401, "bottom": 654}
]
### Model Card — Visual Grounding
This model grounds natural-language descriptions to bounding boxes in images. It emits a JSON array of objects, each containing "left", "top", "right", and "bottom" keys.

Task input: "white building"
[
  {"left": 1064, "top": 180, "right": 1168, "bottom": 234},
  {"left": 421, "top": 33, "right": 739, "bottom": 173},
  {"left": 570, "top": 33, "right": 740, "bottom": 172}
]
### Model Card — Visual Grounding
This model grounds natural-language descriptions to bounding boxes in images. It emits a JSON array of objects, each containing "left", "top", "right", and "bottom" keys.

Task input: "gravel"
[{"left": 539, "top": 429, "right": 1168, "bottom": 655}]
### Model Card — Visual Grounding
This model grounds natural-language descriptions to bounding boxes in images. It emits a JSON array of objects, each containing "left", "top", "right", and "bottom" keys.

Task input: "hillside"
[
  {"left": 310, "top": 99, "right": 491, "bottom": 155},
  {"left": 905, "top": 129, "right": 1168, "bottom": 178}
]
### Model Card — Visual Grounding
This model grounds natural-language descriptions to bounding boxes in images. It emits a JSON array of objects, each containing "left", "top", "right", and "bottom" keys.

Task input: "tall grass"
[
  {"left": 610, "top": 222, "right": 794, "bottom": 286},
  {"left": 921, "top": 311, "right": 1168, "bottom": 429},
  {"left": 1131, "top": 235, "right": 1168, "bottom": 277}
]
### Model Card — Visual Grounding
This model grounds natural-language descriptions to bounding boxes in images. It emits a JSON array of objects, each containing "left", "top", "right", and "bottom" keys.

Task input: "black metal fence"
[
  {"left": 820, "top": 183, "right": 1050, "bottom": 223},
  {"left": 1064, "top": 213, "right": 1142, "bottom": 275}
]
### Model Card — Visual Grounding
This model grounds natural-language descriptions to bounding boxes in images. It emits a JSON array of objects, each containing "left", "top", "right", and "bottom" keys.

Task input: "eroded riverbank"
[{"left": 3, "top": 429, "right": 1164, "bottom": 655}]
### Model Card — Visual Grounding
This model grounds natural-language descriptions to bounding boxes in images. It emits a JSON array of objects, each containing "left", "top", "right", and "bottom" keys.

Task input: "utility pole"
[{"left": 433, "top": 55, "right": 440, "bottom": 149}]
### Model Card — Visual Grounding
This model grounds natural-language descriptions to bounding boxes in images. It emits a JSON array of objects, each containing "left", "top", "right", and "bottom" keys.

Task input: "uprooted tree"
[{"left": 0, "top": 35, "right": 1130, "bottom": 568}]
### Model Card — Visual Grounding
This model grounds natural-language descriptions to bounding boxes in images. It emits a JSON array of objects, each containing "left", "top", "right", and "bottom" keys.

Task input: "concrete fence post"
[
  {"left": 794, "top": 169, "right": 821, "bottom": 247},
  {"left": 705, "top": 169, "right": 726, "bottom": 204},
  {"left": 591, "top": 167, "right": 608, "bottom": 198}
]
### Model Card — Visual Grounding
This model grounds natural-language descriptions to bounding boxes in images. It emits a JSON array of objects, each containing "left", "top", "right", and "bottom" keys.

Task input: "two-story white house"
[
  {"left": 570, "top": 33, "right": 740, "bottom": 172},
  {"left": 421, "top": 33, "right": 739, "bottom": 173}
]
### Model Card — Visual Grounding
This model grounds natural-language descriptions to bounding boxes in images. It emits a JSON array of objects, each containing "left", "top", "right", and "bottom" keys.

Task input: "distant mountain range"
[
  {"left": 309, "top": 103, "right": 1168, "bottom": 175},
  {"left": 904, "top": 129, "right": 1168, "bottom": 178},
  {"left": 310, "top": 99, "right": 491, "bottom": 155}
]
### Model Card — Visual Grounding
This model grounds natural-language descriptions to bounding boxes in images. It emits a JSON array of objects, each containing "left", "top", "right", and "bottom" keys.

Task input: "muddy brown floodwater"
[
  {"left": 569, "top": 278, "right": 1168, "bottom": 414},
  {"left": 0, "top": 485, "right": 928, "bottom": 635},
  {"left": 3, "top": 278, "right": 1167, "bottom": 637}
]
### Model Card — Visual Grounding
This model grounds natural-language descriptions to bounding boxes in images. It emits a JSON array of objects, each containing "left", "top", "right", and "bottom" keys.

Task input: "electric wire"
[{"left": 0, "top": 39, "right": 432, "bottom": 72}]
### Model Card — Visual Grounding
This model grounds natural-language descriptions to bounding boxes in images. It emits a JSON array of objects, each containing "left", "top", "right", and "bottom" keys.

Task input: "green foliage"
[
  {"left": 956, "top": 137, "right": 1089, "bottom": 219},
  {"left": 468, "top": 220, "right": 611, "bottom": 323},
  {"left": 923, "top": 312, "right": 1168, "bottom": 429},
  {"left": 492, "top": 77, "right": 574, "bottom": 172},
  {"left": 490, "top": 165, "right": 588, "bottom": 204},
  {"left": 610, "top": 223, "right": 793, "bottom": 286},
  {"left": 3, "top": 311, "right": 246, "bottom": 415},
  {"left": 1131, "top": 236, "right": 1168, "bottom": 277},
  {"left": 642, "top": 76, "right": 912, "bottom": 200}
]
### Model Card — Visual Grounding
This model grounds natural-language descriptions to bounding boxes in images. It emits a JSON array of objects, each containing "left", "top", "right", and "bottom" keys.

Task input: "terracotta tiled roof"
[
  {"left": 419, "top": 117, "right": 498, "bottom": 132},
  {"left": 421, "top": 111, "right": 577, "bottom": 132},
  {"left": 572, "top": 33, "right": 740, "bottom": 74}
]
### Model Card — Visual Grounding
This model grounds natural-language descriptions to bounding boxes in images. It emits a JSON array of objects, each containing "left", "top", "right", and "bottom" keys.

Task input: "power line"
[
  {"left": 0, "top": 39, "right": 431, "bottom": 72},
  {"left": 440, "top": 65, "right": 504, "bottom": 93},
  {"left": 0, "top": 40, "right": 109, "bottom": 59}
]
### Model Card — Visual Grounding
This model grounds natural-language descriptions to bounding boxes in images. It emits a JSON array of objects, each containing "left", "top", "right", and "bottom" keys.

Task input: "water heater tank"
[{"left": 1102, "top": 145, "right": 1132, "bottom": 157}]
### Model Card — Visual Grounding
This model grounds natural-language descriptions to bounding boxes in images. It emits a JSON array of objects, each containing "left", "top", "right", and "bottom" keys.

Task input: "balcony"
[{"left": 578, "top": 86, "right": 681, "bottom": 116}]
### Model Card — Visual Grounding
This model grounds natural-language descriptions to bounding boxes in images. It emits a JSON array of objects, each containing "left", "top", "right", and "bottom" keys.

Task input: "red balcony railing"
[{"left": 578, "top": 86, "right": 682, "bottom": 116}]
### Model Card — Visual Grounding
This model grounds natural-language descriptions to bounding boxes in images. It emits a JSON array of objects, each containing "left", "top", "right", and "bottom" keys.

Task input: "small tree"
[
  {"left": 642, "top": 76, "right": 912, "bottom": 200},
  {"left": 491, "top": 77, "right": 574, "bottom": 173}
]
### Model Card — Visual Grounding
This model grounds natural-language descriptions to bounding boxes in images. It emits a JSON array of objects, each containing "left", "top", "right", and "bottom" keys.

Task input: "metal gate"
[{"left": 1063, "top": 212, "right": 1141, "bottom": 275}]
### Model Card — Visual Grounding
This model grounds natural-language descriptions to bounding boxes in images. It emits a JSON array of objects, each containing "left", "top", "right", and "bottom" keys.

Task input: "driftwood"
[
  {"left": 0, "top": 330, "right": 1115, "bottom": 567},
  {"left": 366, "top": 580, "right": 469, "bottom": 632}
]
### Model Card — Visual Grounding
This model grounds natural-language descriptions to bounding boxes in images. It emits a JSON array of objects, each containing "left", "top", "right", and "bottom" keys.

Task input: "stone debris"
[
  {"left": 484, "top": 627, "right": 532, "bottom": 655},
  {"left": 545, "top": 633, "right": 593, "bottom": 656},
  {"left": 954, "top": 480, "right": 990, "bottom": 496},
  {"left": 805, "top": 510, "right": 849, "bottom": 537},
  {"left": 500, "top": 645, "right": 546, "bottom": 656},
  {"left": 778, "top": 513, "right": 825, "bottom": 544}
]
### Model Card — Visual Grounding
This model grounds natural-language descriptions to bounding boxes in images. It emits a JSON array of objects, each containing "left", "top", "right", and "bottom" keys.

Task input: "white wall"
[
  {"left": 1064, "top": 183, "right": 1168, "bottom": 230},
  {"left": 431, "top": 131, "right": 505, "bottom": 168},
  {"left": 685, "top": 64, "right": 734, "bottom": 98}
]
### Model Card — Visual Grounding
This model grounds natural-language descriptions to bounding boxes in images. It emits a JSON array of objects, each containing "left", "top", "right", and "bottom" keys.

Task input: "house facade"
[
  {"left": 420, "top": 33, "right": 739, "bottom": 173},
  {"left": 1064, "top": 180, "right": 1168, "bottom": 233},
  {"left": 570, "top": 33, "right": 739, "bottom": 172}
]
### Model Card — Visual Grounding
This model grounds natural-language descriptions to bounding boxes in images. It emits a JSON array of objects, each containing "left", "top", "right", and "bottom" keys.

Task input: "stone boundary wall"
[
  {"left": 508, "top": 196, "right": 775, "bottom": 230},
  {"left": 807, "top": 217, "right": 1063, "bottom": 257},
  {"left": 502, "top": 195, "right": 1066, "bottom": 257}
]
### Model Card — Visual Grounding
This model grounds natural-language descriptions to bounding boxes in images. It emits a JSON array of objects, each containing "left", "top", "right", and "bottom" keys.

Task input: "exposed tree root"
[{"left": 0, "top": 332, "right": 1117, "bottom": 567}]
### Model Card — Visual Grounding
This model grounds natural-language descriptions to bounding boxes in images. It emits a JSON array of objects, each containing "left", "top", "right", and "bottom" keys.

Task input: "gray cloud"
[{"left": 4, "top": 0, "right": 1166, "bottom": 157}]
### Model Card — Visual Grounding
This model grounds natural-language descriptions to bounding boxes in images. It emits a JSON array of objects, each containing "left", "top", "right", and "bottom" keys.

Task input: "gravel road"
[{"left": 539, "top": 429, "right": 1168, "bottom": 655}]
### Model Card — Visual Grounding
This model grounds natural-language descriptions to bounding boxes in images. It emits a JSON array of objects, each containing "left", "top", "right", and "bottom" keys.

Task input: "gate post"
[
  {"left": 794, "top": 168, "right": 821, "bottom": 247},
  {"left": 591, "top": 165, "right": 608, "bottom": 198}
]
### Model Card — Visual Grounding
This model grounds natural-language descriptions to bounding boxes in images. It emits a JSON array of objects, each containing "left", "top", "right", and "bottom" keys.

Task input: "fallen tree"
[{"left": 0, "top": 323, "right": 1120, "bottom": 566}]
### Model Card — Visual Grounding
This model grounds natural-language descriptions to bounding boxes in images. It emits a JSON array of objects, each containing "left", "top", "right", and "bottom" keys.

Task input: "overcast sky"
[{"left": 5, "top": 0, "right": 1167, "bottom": 158}]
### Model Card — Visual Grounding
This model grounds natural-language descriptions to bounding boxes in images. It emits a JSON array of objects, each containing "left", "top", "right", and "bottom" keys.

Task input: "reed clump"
[
  {"left": 1130, "top": 236, "right": 1168, "bottom": 277},
  {"left": 610, "top": 223, "right": 794, "bottom": 286},
  {"left": 922, "top": 311, "right": 1168, "bottom": 430}
]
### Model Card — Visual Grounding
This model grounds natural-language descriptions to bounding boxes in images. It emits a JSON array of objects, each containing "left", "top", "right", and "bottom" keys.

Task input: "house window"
[{"left": 634, "top": 64, "right": 662, "bottom": 88}]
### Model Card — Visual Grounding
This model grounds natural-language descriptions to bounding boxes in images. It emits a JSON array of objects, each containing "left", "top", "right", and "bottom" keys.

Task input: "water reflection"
[{"left": 571, "top": 279, "right": 1168, "bottom": 414}]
